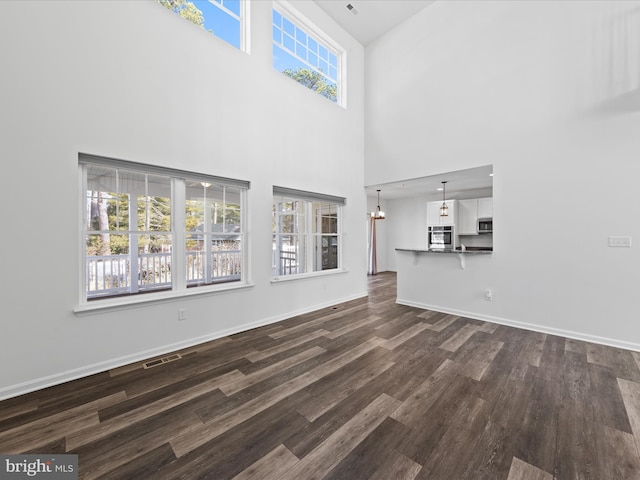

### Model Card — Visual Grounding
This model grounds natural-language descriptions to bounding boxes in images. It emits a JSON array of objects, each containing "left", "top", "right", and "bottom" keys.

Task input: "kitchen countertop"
[{"left": 396, "top": 248, "right": 492, "bottom": 254}]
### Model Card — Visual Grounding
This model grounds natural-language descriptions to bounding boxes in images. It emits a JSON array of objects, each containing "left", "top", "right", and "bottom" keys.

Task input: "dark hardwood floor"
[{"left": 2, "top": 271, "right": 640, "bottom": 479}]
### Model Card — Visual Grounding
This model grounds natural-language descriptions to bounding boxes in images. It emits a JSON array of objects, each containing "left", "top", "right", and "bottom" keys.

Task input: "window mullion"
[
  {"left": 172, "top": 178, "right": 187, "bottom": 292},
  {"left": 240, "top": 0, "right": 249, "bottom": 53},
  {"left": 305, "top": 201, "right": 314, "bottom": 274},
  {"left": 204, "top": 187, "right": 212, "bottom": 284},
  {"left": 129, "top": 192, "right": 139, "bottom": 294},
  {"left": 79, "top": 164, "right": 88, "bottom": 304}
]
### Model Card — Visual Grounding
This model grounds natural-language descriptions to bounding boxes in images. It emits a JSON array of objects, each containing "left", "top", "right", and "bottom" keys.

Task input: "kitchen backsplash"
[{"left": 458, "top": 233, "right": 493, "bottom": 249}]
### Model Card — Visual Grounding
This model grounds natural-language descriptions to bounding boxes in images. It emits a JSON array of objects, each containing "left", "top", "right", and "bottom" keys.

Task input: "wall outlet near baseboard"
[
  {"left": 484, "top": 289, "right": 493, "bottom": 301},
  {"left": 178, "top": 308, "right": 187, "bottom": 321}
]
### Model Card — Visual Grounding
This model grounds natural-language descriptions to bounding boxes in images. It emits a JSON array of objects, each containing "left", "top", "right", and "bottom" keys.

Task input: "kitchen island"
[
  {"left": 395, "top": 247, "right": 491, "bottom": 269},
  {"left": 394, "top": 247, "right": 495, "bottom": 320}
]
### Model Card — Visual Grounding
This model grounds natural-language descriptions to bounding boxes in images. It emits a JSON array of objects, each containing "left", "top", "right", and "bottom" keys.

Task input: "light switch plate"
[{"left": 608, "top": 236, "right": 632, "bottom": 247}]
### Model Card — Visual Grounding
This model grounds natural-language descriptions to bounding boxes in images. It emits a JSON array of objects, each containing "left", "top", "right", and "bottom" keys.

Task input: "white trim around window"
[
  {"left": 76, "top": 153, "right": 251, "bottom": 313},
  {"left": 272, "top": 186, "right": 345, "bottom": 281}
]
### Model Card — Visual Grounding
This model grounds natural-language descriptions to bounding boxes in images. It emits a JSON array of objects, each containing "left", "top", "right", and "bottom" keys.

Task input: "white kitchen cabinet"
[
  {"left": 427, "top": 200, "right": 456, "bottom": 226},
  {"left": 457, "top": 199, "right": 478, "bottom": 235},
  {"left": 478, "top": 197, "right": 493, "bottom": 218}
]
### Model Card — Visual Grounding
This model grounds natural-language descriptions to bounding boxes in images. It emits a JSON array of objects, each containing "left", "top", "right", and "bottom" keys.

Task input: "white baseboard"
[
  {"left": 0, "top": 291, "right": 368, "bottom": 401},
  {"left": 396, "top": 298, "right": 640, "bottom": 353}
]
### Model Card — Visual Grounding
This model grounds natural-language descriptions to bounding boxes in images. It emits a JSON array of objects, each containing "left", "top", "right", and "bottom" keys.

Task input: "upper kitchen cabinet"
[
  {"left": 427, "top": 200, "right": 456, "bottom": 226},
  {"left": 478, "top": 197, "right": 493, "bottom": 218},
  {"left": 458, "top": 199, "right": 479, "bottom": 235},
  {"left": 458, "top": 197, "right": 493, "bottom": 235}
]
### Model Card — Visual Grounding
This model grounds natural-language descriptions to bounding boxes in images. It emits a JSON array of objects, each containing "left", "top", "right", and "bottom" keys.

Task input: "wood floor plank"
[
  {"left": 218, "top": 345, "right": 326, "bottom": 396},
  {"left": 73, "top": 408, "right": 202, "bottom": 479},
  {"left": 390, "top": 359, "right": 460, "bottom": 427},
  {"left": 618, "top": 378, "right": 640, "bottom": 454},
  {"left": 460, "top": 338, "right": 505, "bottom": 381},
  {"left": 90, "top": 443, "right": 176, "bottom": 480},
  {"left": 555, "top": 396, "right": 618, "bottom": 480},
  {"left": 298, "top": 351, "right": 395, "bottom": 422},
  {"left": 562, "top": 350, "right": 590, "bottom": 403},
  {"left": 507, "top": 457, "right": 553, "bottom": 480},
  {"left": 170, "top": 372, "right": 318, "bottom": 457},
  {"left": 162, "top": 404, "right": 309, "bottom": 479},
  {"left": 0, "top": 392, "right": 125, "bottom": 453},
  {"left": 323, "top": 417, "right": 411, "bottom": 480},
  {"left": 512, "top": 370, "right": 562, "bottom": 474},
  {"left": 381, "top": 347, "right": 451, "bottom": 402},
  {"left": 368, "top": 449, "right": 422, "bottom": 480},
  {"left": 244, "top": 329, "right": 330, "bottom": 362},
  {"left": 276, "top": 393, "right": 401, "bottom": 480},
  {"left": 565, "top": 337, "right": 587, "bottom": 355},
  {"left": 588, "top": 364, "right": 633, "bottom": 433},
  {"left": 323, "top": 315, "right": 381, "bottom": 340},
  {"left": 439, "top": 323, "right": 479, "bottom": 352},
  {"left": 381, "top": 322, "right": 431, "bottom": 350},
  {"left": 457, "top": 419, "right": 513, "bottom": 479},
  {"left": 0, "top": 398, "right": 38, "bottom": 422},
  {"left": 65, "top": 375, "right": 229, "bottom": 451},
  {"left": 487, "top": 374, "right": 533, "bottom": 432},
  {"left": 0, "top": 411, "right": 100, "bottom": 455},
  {"left": 268, "top": 303, "right": 368, "bottom": 340},
  {"left": 425, "top": 314, "right": 459, "bottom": 332},
  {"left": 307, "top": 337, "right": 385, "bottom": 379},
  {"left": 593, "top": 423, "right": 640, "bottom": 479},
  {"left": 231, "top": 444, "right": 299, "bottom": 480},
  {"left": 632, "top": 351, "right": 640, "bottom": 371},
  {"left": 416, "top": 393, "right": 489, "bottom": 479},
  {"left": 396, "top": 372, "right": 477, "bottom": 466}
]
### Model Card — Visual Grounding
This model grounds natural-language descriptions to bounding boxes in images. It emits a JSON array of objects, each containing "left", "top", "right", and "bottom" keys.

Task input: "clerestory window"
[
  {"left": 272, "top": 1, "right": 344, "bottom": 105},
  {"left": 79, "top": 155, "right": 249, "bottom": 305},
  {"left": 157, "top": 0, "right": 248, "bottom": 51},
  {"left": 272, "top": 187, "right": 344, "bottom": 279}
]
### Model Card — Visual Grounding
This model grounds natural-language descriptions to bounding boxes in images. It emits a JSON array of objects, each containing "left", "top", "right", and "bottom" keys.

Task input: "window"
[
  {"left": 272, "top": 2, "right": 344, "bottom": 104},
  {"left": 157, "top": 0, "right": 247, "bottom": 51},
  {"left": 185, "top": 182, "right": 243, "bottom": 287},
  {"left": 272, "top": 187, "right": 344, "bottom": 278},
  {"left": 80, "top": 155, "right": 248, "bottom": 304}
]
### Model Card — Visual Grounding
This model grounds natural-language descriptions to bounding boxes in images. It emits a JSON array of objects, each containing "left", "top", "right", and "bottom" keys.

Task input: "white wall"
[
  {"left": 366, "top": 1, "right": 640, "bottom": 350},
  {"left": 0, "top": 0, "right": 366, "bottom": 398}
]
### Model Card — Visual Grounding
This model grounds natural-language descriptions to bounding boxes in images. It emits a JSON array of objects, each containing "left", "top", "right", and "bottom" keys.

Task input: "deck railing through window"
[{"left": 87, "top": 250, "right": 241, "bottom": 298}]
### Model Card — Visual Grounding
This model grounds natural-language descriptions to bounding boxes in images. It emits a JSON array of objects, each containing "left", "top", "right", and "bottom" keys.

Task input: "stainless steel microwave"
[{"left": 478, "top": 218, "right": 492, "bottom": 233}]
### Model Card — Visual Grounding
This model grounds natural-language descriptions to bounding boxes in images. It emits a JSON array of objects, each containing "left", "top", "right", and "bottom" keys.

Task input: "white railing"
[
  {"left": 272, "top": 245, "right": 299, "bottom": 276},
  {"left": 186, "top": 250, "right": 242, "bottom": 285},
  {"left": 87, "top": 250, "right": 241, "bottom": 298}
]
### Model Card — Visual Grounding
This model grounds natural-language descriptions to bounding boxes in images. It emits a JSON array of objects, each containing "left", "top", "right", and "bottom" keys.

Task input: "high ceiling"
[
  {"left": 312, "top": 1, "right": 491, "bottom": 201},
  {"left": 314, "top": 0, "right": 434, "bottom": 46}
]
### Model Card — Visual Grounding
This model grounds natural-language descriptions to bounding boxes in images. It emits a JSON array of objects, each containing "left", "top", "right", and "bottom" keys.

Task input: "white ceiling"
[
  {"left": 314, "top": 0, "right": 434, "bottom": 46},
  {"left": 366, "top": 165, "right": 494, "bottom": 201}
]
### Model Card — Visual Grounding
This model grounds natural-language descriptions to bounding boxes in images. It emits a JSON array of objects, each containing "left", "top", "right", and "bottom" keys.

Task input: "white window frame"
[
  {"left": 76, "top": 154, "right": 251, "bottom": 313},
  {"left": 272, "top": 186, "right": 345, "bottom": 281},
  {"left": 158, "top": 0, "right": 250, "bottom": 53},
  {"left": 272, "top": 0, "right": 346, "bottom": 106}
]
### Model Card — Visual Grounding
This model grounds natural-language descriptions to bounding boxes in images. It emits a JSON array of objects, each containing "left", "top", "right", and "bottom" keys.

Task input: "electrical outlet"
[
  {"left": 178, "top": 308, "right": 187, "bottom": 321},
  {"left": 608, "top": 236, "right": 632, "bottom": 247},
  {"left": 484, "top": 289, "right": 493, "bottom": 301}
]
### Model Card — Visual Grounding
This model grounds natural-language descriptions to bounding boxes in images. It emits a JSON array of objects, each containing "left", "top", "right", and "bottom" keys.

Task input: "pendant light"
[
  {"left": 439, "top": 181, "right": 448, "bottom": 217},
  {"left": 371, "top": 189, "right": 385, "bottom": 220}
]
